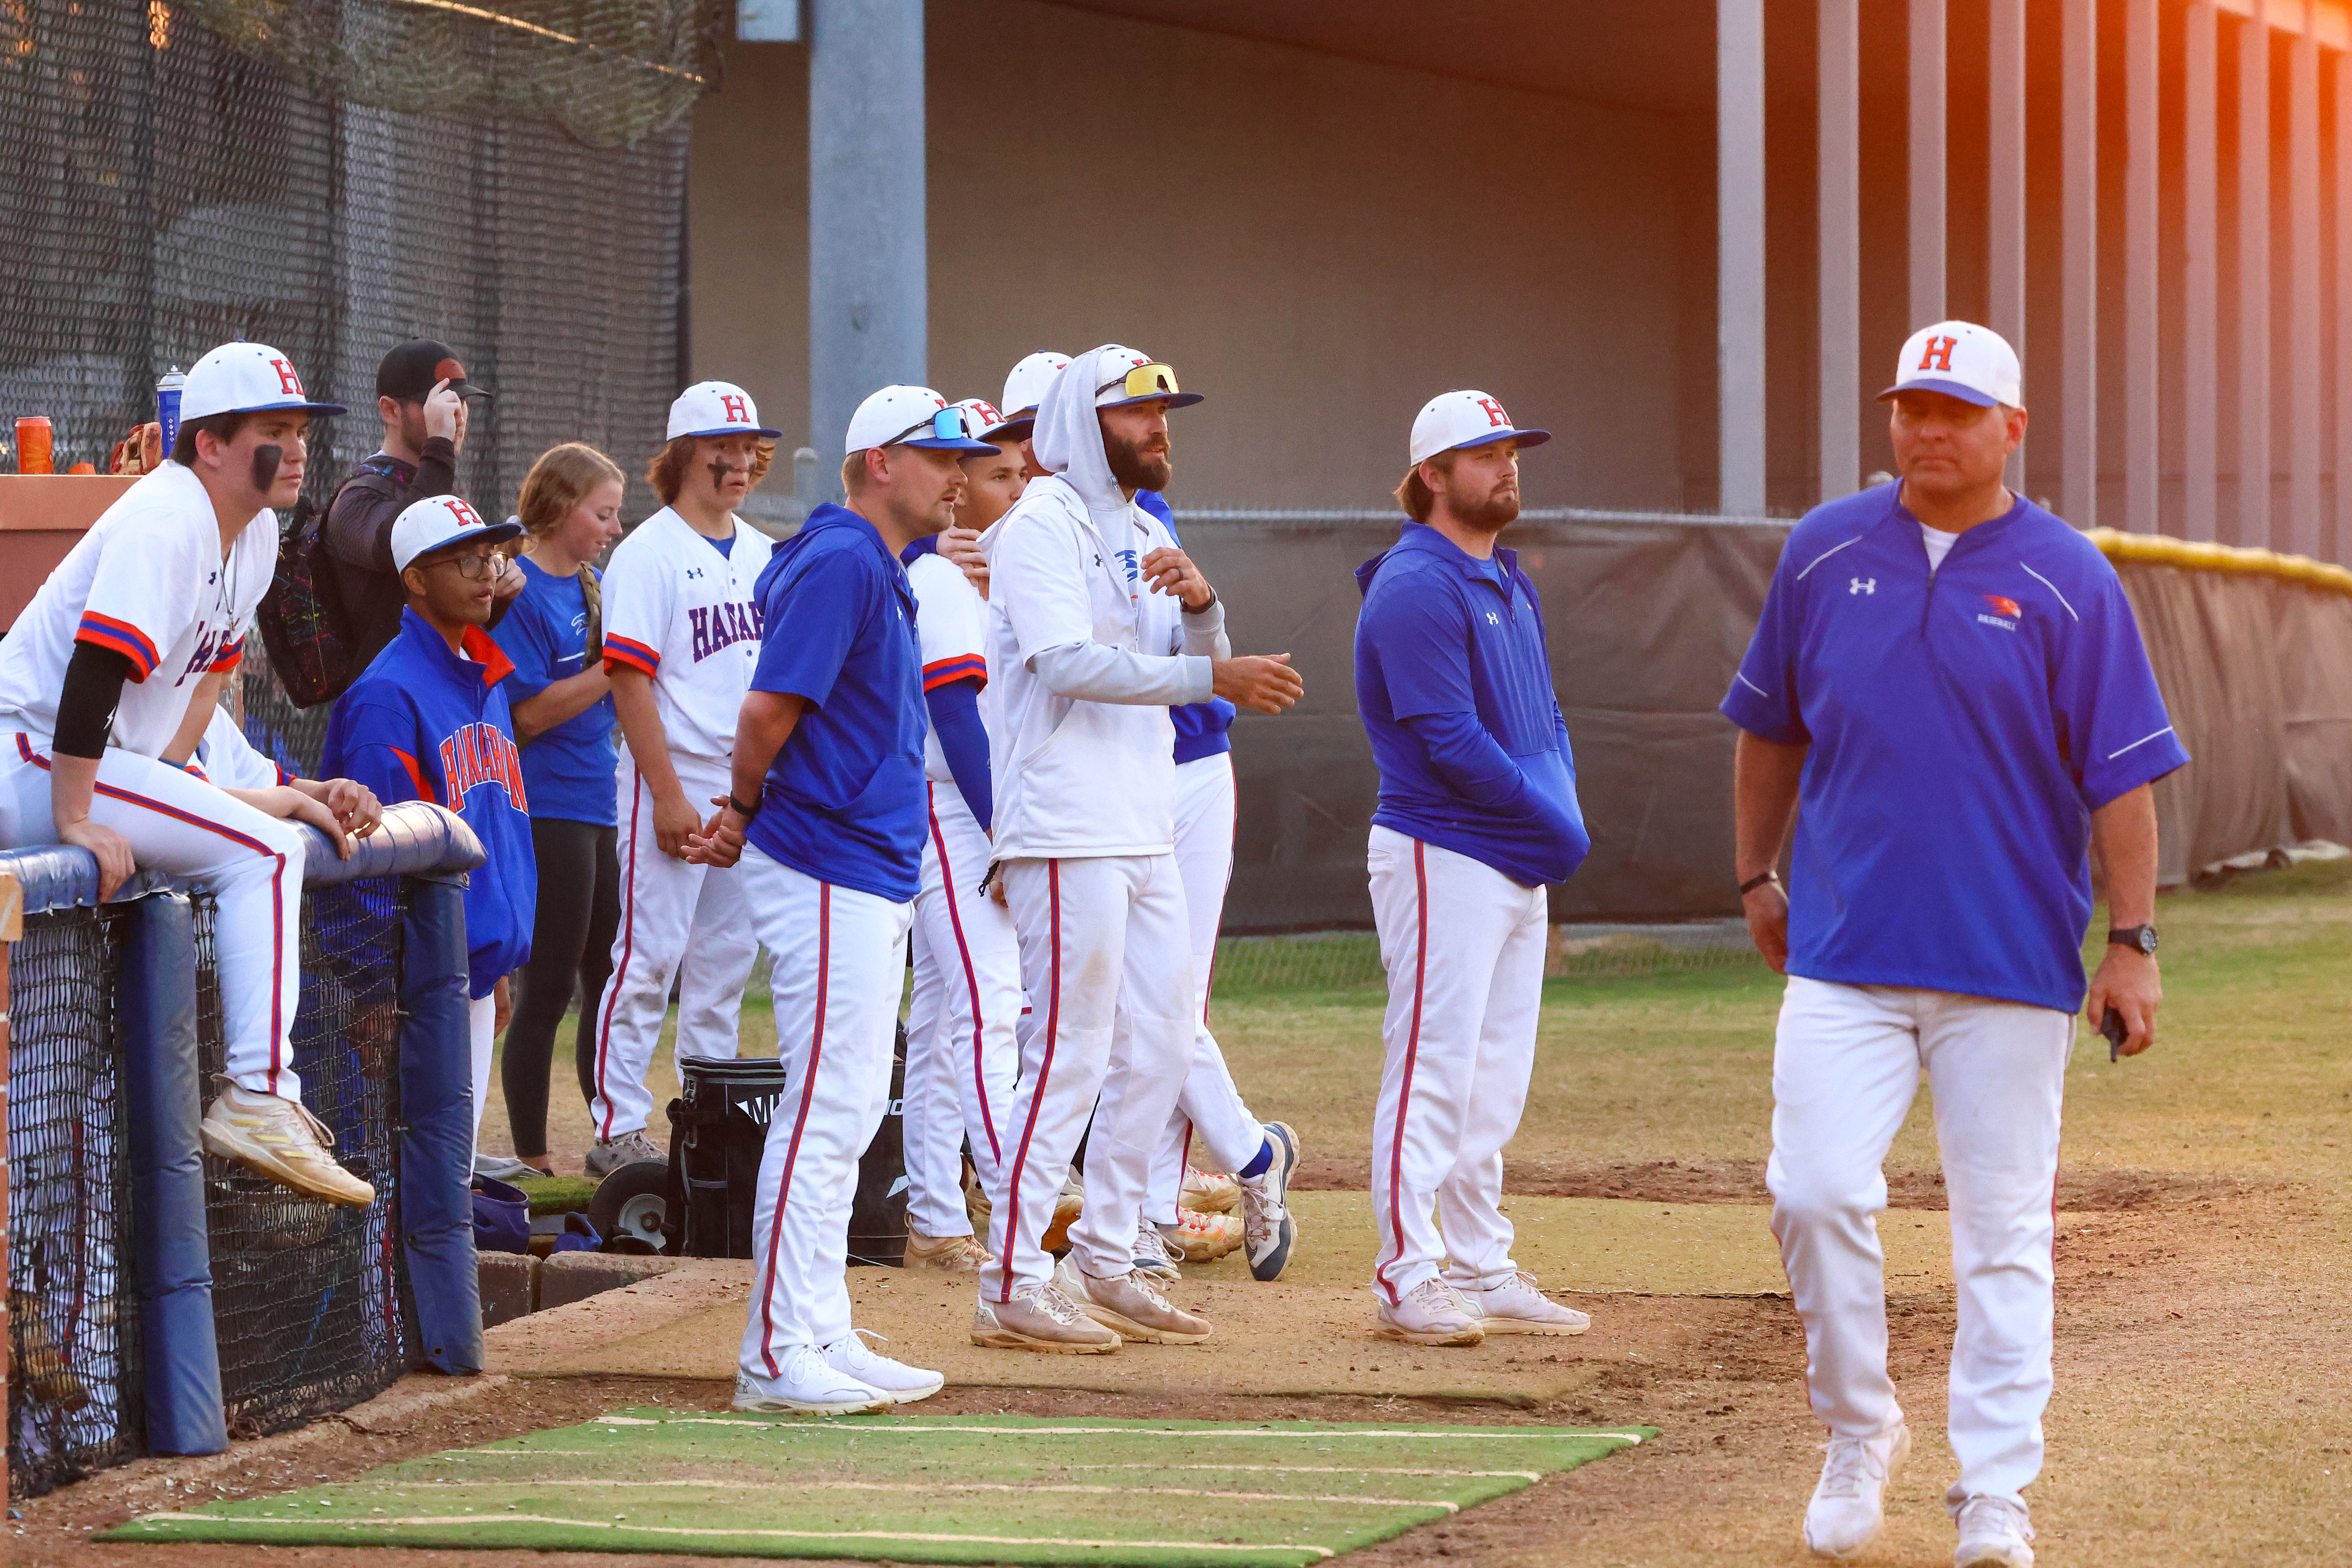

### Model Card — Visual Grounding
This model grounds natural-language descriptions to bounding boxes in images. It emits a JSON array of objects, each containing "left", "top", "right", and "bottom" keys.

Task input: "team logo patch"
[
  {"left": 1850, "top": 577, "right": 1876, "bottom": 596},
  {"left": 1983, "top": 594, "right": 2022, "bottom": 618}
]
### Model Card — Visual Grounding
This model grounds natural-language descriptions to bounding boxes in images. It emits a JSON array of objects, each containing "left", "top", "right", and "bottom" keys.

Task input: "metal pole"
[
  {"left": 2240, "top": 2, "right": 2273, "bottom": 546},
  {"left": 2062, "top": 0, "right": 2098, "bottom": 526},
  {"left": 1820, "top": 0, "right": 1860, "bottom": 503},
  {"left": 807, "top": 0, "right": 928, "bottom": 500},
  {"left": 2288, "top": 17, "right": 2323, "bottom": 557},
  {"left": 1718, "top": 0, "right": 1768, "bottom": 516},
  {"left": 1909, "top": 0, "right": 1947, "bottom": 328},
  {"left": 2336, "top": 49, "right": 2352, "bottom": 560},
  {"left": 2186, "top": 1, "right": 2221, "bottom": 542},
  {"left": 1989, "top": 0, "right": 2027, "bottom": 488},
  {"left": 2125, "top": 0, "right": 2160, "bottom": 534}
]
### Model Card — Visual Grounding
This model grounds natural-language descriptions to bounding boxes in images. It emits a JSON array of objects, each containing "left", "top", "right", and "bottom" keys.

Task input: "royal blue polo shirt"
[
  {"left": 1135, "top": 490, "right": 1237, "bottom": 764},
  {"left": 744, "top": 503, "right": 927, "bottom": 903},
  {"left": 491, "top": 555, "right": 617, "bottom": 826},
  {"left": 1721, "top": 486, "right": 2191, "bottom": 1014},
  {"left": 1353, "top": 521, "right": 1590, "bottom": 887}
]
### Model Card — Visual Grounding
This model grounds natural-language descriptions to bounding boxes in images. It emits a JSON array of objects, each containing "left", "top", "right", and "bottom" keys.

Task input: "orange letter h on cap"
[{"left": 1917, "top": 336, "right": 1958, "bottom": 373}]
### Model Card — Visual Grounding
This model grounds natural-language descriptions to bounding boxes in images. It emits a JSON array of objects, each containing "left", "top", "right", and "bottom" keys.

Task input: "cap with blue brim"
[
  {"left": 1877, "top": 320, "right": 2022, "bottom": 408},
  {"left": 848, "top": 384, "right": 1000, "bottom": 455},
  {"left": 669, "top": 380, "right": 782, "bottom": 440},
  {"left": 1408, "top": 389, "right": 1551, "bottom": 466}
]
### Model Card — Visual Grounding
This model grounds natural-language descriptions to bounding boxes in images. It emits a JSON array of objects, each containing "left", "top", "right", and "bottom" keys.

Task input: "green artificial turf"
[
  {"left": 103, "top": 1411, "right": 1653, "bottom": 1565},
  {"left": 511, "top": 1174, "right": 599, "bottom": 1216}
]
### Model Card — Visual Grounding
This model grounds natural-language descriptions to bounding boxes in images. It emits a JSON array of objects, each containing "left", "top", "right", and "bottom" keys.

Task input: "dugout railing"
[{"left": 2, "top": 799, "right": 485, "bottom": 1499}]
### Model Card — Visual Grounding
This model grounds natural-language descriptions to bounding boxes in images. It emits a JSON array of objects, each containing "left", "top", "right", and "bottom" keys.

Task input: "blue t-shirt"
[
  {"left": 744, "top": 503, "right": 927, "bottom": 902},
  {"left": 491, "top": 556, "right": 617, "bottom": 826},
  {"left": 1720, "top": 485, "right": 2191, "bottom": 1014},
  {"left": 1136, "top": 490, "right": 1237, "bottom": 764},
  {"left": 1353, "top": 522, "right": 1589, "bottom": 887},
  {"left": 322, "top": 608, "right": 537, "bottom": 998}
]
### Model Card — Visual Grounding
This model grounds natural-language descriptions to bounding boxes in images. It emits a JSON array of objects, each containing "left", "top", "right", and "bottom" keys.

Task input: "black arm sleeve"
[{"left": 55, "top": 643, "right": 133, "bottom": 760}]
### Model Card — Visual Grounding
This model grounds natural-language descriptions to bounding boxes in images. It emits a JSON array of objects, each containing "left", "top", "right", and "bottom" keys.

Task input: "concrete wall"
[{"left": 691, "top": 0, "right": 1707, "bottom": 511}]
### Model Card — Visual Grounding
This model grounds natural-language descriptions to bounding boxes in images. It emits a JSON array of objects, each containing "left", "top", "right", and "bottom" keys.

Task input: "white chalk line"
[
  {"left": 126, "top": 1512, "right": 1336, "bottom": 1558},
  {"left": 590, "top": 1416, "right": 1646, "bottom": 1445},
  {"left": 439, "top": 1456, "right": 1541, "bottom": 1482}
]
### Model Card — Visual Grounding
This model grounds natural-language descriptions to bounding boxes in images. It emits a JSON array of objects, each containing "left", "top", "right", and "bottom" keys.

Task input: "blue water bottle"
[{"left": 156, "top": 366, "right": 184, "bottom": 457}]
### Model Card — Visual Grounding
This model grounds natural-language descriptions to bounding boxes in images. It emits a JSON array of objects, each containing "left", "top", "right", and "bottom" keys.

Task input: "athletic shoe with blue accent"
[
  {"left": 1132, "top": 1222, "right": 1183, "bottom": 1281},
  {"left": 1239, "top": 1120, "right": 1300, "bottom": 1281}
]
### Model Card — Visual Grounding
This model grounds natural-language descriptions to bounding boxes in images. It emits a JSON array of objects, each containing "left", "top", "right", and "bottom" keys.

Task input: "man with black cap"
[{"left": 323, "top": 339, "right": 515, "bottom": 674}]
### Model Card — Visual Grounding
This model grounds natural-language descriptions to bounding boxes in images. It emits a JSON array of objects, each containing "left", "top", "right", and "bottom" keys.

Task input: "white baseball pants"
[
  {"left": 735, "top": 847, "right": 912, "bottom": 1373},
  {"left": 902, "top": 781, "right": 1022, "bottom": 1239},
  {"left": 469, "top": 992, "right": 496, "bottom": 1148},
  {"left": 1768, "top": 975, "right": 2072, "bottom": 1507},
  {"left": 1366, "top": 825, "right": 1548, "bottom": 1301},
  {"left": 590, "top": 750, "right": 761, "bottom": 1140},
  {"left": 1145, "top": 753, "right": 1264, "bottom": 1223},
  {"left": 978, "top": 853, "right": 1194, "bottom": 1302},
  {"left": 0, "top": 734, "right": 307, "bottom": 1100}
]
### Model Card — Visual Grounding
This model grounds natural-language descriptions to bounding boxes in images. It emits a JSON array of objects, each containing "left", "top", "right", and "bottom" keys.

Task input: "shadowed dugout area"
[{"left": 98, "top": 1410, "right": 1650, "bottom": 1564}]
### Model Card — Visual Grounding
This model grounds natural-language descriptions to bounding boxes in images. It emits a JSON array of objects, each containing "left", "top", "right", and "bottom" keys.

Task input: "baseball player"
[
  {"left": 1130, "top": 485, "right": 1300, "bottom": 1283},
  {"left": 1724, "top": 322, "right": 2185, "bottom": 1567},
  {"left": 686, "top": 383, "right": 994, "bottom": 1412},
  {"left": 999, "top": 351, "right": 1071, "bottom": 480},
  {"left": 896, "top": 396, "right": 1027, "bottom": 1271},
  {"left": 971, "top": 345, "right": 1302, "bottom": 1353},
  {"left": 0, "top": 341, "right": 376, "bottom": 1206},
  {"left": 587, "top": 382, "right": 778, "bottom": 1177},
  {"left": 1353, "top": 389, "right": 1592, "bottom": 1348},
  {"left": 321, "top": 495, "right": 537, "bottom": 1149}
]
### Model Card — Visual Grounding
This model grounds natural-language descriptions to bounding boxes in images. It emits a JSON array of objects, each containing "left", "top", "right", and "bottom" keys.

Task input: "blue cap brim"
[
  {"left": 406, "top": 520, "right": 522, "bottom": 567},
  {"left": 904, "top": 436, "right": 1002, "bottom": 454},
  {"left": 1877, "top": 378, "right": 2000, "bottom": 407},
  {"left": 1445, "top": 426, "right": 1550, "bottom": 456},
  {"left": 1100, "top": 391, "right": 1205, "bottom": 410},
  {"left": 677, "top": 425, "right": 784, "bottom": 439},
  {"left": 984, "top": 417, "right": 1035, "bottom": 443}
]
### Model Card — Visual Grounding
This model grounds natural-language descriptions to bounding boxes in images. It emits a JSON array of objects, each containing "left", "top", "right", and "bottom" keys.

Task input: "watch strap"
[
  {"left": 727, "top": 794, "right": 761, "bottom": 820},
  {"left": 1739, "top": 869, "right": 1781, "bottom": 896}
]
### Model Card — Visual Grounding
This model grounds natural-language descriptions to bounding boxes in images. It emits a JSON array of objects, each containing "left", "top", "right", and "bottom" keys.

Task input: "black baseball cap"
[{"left": 376, "top": 339, "right": 493, "bottom": 403}]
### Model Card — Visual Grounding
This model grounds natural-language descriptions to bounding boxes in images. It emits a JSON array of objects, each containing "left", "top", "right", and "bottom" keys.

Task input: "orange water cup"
[{"left": 15, "top": 417, "right": 51, "bottom": 474}]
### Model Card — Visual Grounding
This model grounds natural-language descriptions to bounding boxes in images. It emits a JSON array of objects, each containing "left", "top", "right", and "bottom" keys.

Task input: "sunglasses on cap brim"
[
  {"left": 889, "top": 407, "right": 980, "bottom": 445},
  {"left": 1096, "top": 361, "right": 1206, "bottom": 404}
]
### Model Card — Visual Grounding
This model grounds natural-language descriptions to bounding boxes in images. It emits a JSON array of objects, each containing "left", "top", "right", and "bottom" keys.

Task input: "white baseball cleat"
[
  {"left": 1181, "top": 1164, "right": 1240, "bottom": 1214},
  {"left": 733, "top": 1346, "right": 891, "bottom": 1415},
  {"left": 1951, "top": 1494, "right": 2035, "bottom": 1567},
  {"left": 1372, "top": 1278, "right": 1485, "bottom": 1347},
  {"left": 1239, "top": 1121, "right": 1300, "bottom": 1282},
  {"left": 821, "top": 1331, "right": 943, "bottom": 1405},
  {"left": 1453, "top": 1271, "right": 1590, "bottom": 1335},
  {"left": 200, "top": 1083, "right": 374, "bottom": 1208},
  {"left": 1802, "top": 1420, "right": 1911, "bottom": 1558}
]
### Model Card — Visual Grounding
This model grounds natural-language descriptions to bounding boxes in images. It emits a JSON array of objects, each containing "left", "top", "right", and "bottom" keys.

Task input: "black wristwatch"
[
  {"left": 1739, "top": 869, "right": 1781, "bottom": 896},
  {"left": 727, "top": 794, "right": 761, "bottom": 820},
  {"left": 2107, "top": 924, "right": 2158, "bottom": 955}
]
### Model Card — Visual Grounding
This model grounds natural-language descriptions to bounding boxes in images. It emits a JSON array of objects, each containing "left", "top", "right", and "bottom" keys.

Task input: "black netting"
[
  {"left": 6, "top": 907, "right": 142, "bottom": 1499},
  {"left": 193, "top": 882, "right": 408, "bottom": 1439},
  {"left": 0, "top": 0, "right": 691, "bottom": 521}
]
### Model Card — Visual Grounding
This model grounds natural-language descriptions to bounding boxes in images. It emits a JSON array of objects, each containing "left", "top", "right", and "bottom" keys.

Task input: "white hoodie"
[{"left": 978, "top": 345, "right": 1230, "bottom": 859}]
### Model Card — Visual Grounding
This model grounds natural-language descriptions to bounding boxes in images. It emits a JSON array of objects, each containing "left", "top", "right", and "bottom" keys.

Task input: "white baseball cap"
[
  {"left": 1880, "top": 320, "right": 2022, "bottom": 408},
  {"left": 1408, "top": 390, "right": 1551, "bottom": 467},
  {"left": 179, "top": 341, "right": 348, "bottom": 423},
  {"left": 999, "top": 351, "right": 1071, "bottom": 421},
  {"left": 668, "top": 380, "right": 782, "bottom": 440},
  {"left": 844, "top": 385, "right": 1000, "bottom": 456},
  {"left": 390, "top": 493, "right": 521, "bottom": 573},
  {"left": 952, "top": 396, "right": 1019, "bottom": 444},
  {"left": 1089, "top": 345, "right": 1203, "bottom": 410}
]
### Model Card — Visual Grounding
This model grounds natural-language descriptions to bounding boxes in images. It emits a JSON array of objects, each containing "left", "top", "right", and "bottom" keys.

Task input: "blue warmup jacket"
[
  {"left": 322, "top": 607, "right": 537, "bottom": 998},
  {"left": 1721, "top": 485, "right": 2190, "bottom": 1013},
  {"left": 1353, "top": 521, "right": 1590, "bottom": 888}
]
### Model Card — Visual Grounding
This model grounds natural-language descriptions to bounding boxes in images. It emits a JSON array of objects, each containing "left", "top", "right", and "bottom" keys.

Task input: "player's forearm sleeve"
[
  {"left": 1030, "top": 643, "right": 1213, "bottom": 705},
  {"left": 924, "top": 680, "right": 993, "bottom": 836},
  {"left": 54, "top": 643, "right": 132, "bottom": 760},
  {"left": 1401, "top": 710, "right": 1574, "bottom": 832}
]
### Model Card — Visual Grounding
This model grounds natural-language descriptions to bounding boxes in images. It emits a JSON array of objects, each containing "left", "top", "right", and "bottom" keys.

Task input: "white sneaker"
[
  {"left": 1132, "top": 1224, "right": 1182, "bottom": 1282},
  {"left": 1372, "top": 1278, "right": 1485, "bottom": 1347},
  {"left": 1803, "top": 1420, "right": 1911, "bottom": 1558},
  {"left": 1454, "top": 1271, "right": 1590, "bottom": 1335},
  {"left": 1952, "top": 1494, "right": 2035, "bottom": 1568},
  {"left": 1238, "top": 1121, "right": 1300, "bottom": 1282},
  {"left": 821, "top": 1331, "right": 943, "bottom": 1405},
  {"left": 1180, "top": 1164, "right": 1240, "bottom": 1214},
  {"left": 732, "top": 1345, "right": 891, "bottom": 1414},
  {"left": 200, "top": 1083, "right": 374, "bottom": 1207},
  {"left": 585, "top": 1127, "right": 663, "bottom": 1180}
]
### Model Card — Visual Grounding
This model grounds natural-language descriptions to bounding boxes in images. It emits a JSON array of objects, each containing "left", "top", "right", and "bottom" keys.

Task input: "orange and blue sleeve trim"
[
  {"left": 922, "top": 654, "right": 987, "bottom": 693},
  {"left": 208, "top": 635, "right": 245, "bottom": 673},
  {"left": 603, "top": 634, "right": 660, "bottom": 678},
  {"left": 77, "top": 613, "right": 161, "bottom": 681}
]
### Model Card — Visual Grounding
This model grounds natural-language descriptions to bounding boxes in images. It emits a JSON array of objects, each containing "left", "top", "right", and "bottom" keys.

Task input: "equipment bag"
[
  {"left": 662, "top": 1027, "right": 908, "bottom": 1265},
  {"left": 253, "top": 462, "right": 399, "bottom": 708}
]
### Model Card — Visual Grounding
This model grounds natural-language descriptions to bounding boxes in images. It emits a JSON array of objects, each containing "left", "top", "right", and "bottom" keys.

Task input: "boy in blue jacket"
[{"left": 322, "top": 494, "right": 537, "bottom": 1152}]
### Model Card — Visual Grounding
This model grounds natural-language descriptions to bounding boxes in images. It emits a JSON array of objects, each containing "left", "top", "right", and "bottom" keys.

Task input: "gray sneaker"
[
  {"left": 1132, "top": 1223, "right": 1182, "bottom": 1282},
  {"left": 585, "top": 1127, "right": 663, "bottom": 1180}
]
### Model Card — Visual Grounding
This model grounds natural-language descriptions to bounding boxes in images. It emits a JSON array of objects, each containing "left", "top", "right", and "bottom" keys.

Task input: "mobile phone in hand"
[{"left": 2100, "top": 1007, "right": 2129, "bottom": 1062}]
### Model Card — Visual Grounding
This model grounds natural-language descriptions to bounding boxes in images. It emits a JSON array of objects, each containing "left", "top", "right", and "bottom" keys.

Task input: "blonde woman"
[{"left": 487, "top": 442, "right": 627, "bottom": 1177}]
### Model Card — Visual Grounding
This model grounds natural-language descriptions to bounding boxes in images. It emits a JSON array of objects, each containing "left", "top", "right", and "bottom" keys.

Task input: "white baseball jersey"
[
  {"left": 905, "top": 552, "right": 989, "bottom": 782},
  {"left": 979, "top": 477, "right": 1218, "bottom": 859},
  {"left": 0, "top": 462, "right": 271, "bottom": 756},
  {"left": 599, "top": 507, "right": 776, "bottom": 764},
  {"left": 190, "top": 706, "right": 294, "bottom": 790}
]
